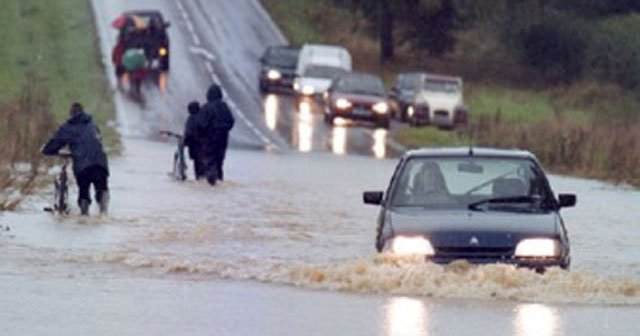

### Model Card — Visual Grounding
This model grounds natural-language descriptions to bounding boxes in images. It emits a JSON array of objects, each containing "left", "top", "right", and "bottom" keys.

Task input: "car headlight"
[
  {"left": 159, "top": 47, "right": 168, "bottom": 57},
  {"left": 407, "top": 106, "right": 415, "bottom": 117},
  {"left": 302, "top": 85, "right": 315, "bottom": 96},
  {"left": 515, "top": 238, "right": 559, "bottom": 258},
  {"left": 335, "top": 98, "right": 352, "bottom": 110},
  {"left": 372, "top": 102, "right": 389, "bottom": 114},
  {"left": 389, "top": 236, "right": 435, "bottom": 256},
  {"left": 267, "top": 69, "right": 282, "bottom": 80}
]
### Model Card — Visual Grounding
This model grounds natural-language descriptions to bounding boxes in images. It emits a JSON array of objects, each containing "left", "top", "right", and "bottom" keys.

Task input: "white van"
[{"left": 294, "top": 44, "right": 352, "bottom": 96}]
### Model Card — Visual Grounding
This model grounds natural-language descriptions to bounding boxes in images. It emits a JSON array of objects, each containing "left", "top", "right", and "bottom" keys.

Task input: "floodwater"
[{"left": 1, "top": 138, "right": 639, "bottom": 335}]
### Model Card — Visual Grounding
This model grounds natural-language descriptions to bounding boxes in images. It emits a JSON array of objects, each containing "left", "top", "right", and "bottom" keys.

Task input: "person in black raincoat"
[
  {"left": 42, "top": 102, "right": 110, "bottom": 215},
  {"left": 183, "top": 101, "right": 204, "bottom": 180},
  {"left": 196, "top": 84, "right": 235, "bottom": 185}
]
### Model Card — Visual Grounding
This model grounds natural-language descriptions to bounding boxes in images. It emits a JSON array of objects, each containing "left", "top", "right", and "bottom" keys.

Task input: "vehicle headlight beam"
[
  {"left": 390, "top": 236, "right": 435, "bottom": 256},
  {"left": 515, "top": 238, "right": 559, "bottom": 258}
]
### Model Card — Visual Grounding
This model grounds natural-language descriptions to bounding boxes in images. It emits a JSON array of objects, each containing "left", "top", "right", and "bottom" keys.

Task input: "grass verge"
[{"left": 0, "top": 0, "right": 117, "bottom": 209}]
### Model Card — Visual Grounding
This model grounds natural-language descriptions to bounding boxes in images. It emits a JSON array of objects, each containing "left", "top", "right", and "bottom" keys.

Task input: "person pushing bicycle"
[{"left": 41, "top": 102, "right": 110, "bottom": 216}]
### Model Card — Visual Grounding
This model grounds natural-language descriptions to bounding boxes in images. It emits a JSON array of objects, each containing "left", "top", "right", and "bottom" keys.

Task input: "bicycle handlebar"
[{"left": 159, "top": 130, "right": 183, "bottom": 140}]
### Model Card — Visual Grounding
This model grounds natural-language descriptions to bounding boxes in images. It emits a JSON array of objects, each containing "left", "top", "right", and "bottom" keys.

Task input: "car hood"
[
  {"left": 333, "top": 92, "right": 386, "bottom": 105},
  {"left": 415, "top": 92, "right": 462, "bottom": 110},
  {"left": 387, "top": 208, "right": 560, "bottom": 248},
  {"left": 296, "top": 77, "right": 333, "bottom": 91}
]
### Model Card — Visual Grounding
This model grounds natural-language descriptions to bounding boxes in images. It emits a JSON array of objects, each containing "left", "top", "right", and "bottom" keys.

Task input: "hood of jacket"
[
  {"left": 68, "top": 111, "right": 92, "bottom": 125},
  {"left": 207, "top": 84, "right": 223, "bottom": 102}
]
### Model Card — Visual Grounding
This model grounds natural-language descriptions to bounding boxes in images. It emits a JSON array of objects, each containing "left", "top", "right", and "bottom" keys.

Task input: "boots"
[
  {"left": 97, "top": 191, "right": 109, "bottom": 215},
  {"left": 79, "top": 199, "right": 90, "bottom": 216}
]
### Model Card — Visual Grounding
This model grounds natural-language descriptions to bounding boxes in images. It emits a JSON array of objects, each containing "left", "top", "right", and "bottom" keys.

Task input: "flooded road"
[{"left": 2, "top": 0, "right": 640, "bottom": 335}]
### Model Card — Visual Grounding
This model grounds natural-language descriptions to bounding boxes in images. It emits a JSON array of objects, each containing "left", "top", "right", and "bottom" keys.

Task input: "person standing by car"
[
  {"left": 183, "top": 101, "right": 204, "bottom": 180},
  {"left": 196, "top": 84, "right": 235, "bottom": 185},
  {"left": 41, "top": 102, "right": 110, "bottom": 215}
]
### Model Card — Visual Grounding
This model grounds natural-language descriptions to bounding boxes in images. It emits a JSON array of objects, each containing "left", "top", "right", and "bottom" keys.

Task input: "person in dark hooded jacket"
[
  {"left": 196, "top": 84, "right": 235, "bottom": 185},
  {"left": 42, "top": 102, "right": 110, "bottom": 215},
  {"left": 183, "top": 101, "right": 204, "bottom": 179}
]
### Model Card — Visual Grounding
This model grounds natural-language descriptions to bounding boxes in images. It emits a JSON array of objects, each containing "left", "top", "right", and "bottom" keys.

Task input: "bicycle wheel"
[{"left": 173, "top": 153, "right": 186, "bottom": 181}]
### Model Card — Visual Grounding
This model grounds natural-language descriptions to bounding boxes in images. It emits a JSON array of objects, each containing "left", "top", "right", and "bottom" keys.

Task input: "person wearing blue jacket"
[
  {"left": 196, "top": 84, "right": 235, "bottom": 185},
  {"left": 42, "top": 102, "right": 110, "bottom": 215}
]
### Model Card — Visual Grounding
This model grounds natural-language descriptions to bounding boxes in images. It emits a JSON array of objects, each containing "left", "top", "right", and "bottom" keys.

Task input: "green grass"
[
  {"left": 261, "top": 0, "right": 325, "bottom": 46},
  {"left": 395, "top": 127, "right": 465, "bottom": 149},
  {"left": 0, "top": 0, "right": 118, "bottom": 150}
]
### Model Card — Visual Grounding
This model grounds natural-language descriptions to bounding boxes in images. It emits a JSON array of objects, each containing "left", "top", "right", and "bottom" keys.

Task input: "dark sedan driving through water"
[{"left": 363, "top": 147, "right": 576, "bottom": 272}]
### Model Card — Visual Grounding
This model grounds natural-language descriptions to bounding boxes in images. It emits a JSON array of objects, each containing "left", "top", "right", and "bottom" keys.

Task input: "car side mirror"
[
  {"left": 363, "top": 191, "right": 383, "bottom": 205},
  {"left": 164, "top": 22, "right": 171, "bottom": 28},
  {"left": 558, "top": 194, "right": 576, "bottom": 208}
]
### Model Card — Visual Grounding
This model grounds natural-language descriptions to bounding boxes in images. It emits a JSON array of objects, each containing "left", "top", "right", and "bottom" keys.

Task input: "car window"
[
  {"left": 336, "top": 75, "right": 386, "bottom": 96},
  {"left": 423, "top": 78, "right": 461, "bottom": 94},
  {"left": 390, "top": 156, "right": 552, "bottom": 210},
  {"left": 400, "top": 74, "right": 422, "bottom": 89},
  {"left": 303, "top": 65, "right": 345, "bottom": 79},
  {"left": 265, "top": 48, "right": 299, "bottom": 67}
]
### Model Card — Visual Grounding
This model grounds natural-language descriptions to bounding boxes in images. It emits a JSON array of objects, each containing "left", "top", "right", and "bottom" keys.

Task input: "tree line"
[{"left": 334, "top": 0, "right": 640, "bottom": 88}]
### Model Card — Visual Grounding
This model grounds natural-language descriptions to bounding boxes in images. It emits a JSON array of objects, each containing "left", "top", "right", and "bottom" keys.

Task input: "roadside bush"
[
  {"left": 471, "top": 116, "right": 640, "bottom": 186},
  {"left": 0, "top": 75, "right": 56, "bottom": 210},
  {"left": 587, "top": 14, "right": 640, "bottom": 89},
  {"left": 510, "top": 13, "right": 589, "bottom": 83}
]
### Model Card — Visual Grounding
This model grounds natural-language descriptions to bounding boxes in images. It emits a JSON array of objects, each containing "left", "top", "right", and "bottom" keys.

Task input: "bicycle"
[
  {"left": 159, "top": 130, "right": 187, "bottom": 181},
  {"left": 43, "top": 152, "right": 72, "bottom": 215}
]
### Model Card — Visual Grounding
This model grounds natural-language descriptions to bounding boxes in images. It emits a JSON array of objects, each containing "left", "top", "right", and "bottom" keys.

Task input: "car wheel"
[
  {"left": 324, "top": 113, "right": 334, "bottom": 125},
  {"left": 259, "top": 83, "right": 269, "bottom": 94}
]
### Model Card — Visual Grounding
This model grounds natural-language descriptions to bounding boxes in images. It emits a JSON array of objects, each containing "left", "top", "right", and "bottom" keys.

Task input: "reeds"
[
  {"left": 470, "top": 115, "right": 640, "bottom": 186},
  {"left": 0, "top": 75, "right": 56, "bottom": 210}
]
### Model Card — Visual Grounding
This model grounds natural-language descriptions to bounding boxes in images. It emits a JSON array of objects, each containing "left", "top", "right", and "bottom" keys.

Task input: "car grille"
[
  {"left": 435, "top": 246, "right": 514, "bottom": 260},
  {"left": 434, "top": 110, "right": 449, "bottom": 117}
]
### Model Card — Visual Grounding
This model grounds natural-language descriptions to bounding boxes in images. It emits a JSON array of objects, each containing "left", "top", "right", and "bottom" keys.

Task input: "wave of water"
[{"left": 79, "top": 250, "right": 640, "bottom": 305}]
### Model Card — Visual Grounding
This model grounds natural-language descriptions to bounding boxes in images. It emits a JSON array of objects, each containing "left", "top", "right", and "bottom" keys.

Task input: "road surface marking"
[{"left": 177, "top": 0, "right": 273, "bottom": 147}]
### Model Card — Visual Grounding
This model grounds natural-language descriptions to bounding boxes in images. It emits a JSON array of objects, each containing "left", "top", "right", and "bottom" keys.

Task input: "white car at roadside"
[{"left": 407, "top": 74, "right": 468, "bottom": 129}]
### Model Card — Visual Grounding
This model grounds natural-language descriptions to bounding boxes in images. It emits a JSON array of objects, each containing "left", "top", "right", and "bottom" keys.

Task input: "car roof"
[
  {"left": 405, "top": 147, "right": 537, "bottom": 159},
  {"left": 424, "top": 73, "right": 463, "bottom": 83},
  {"left": 339, "top": 71, "right": 382, "bottom": 81},
  {"left": 125, "top": 10, "right": 165, "bottom": 20}
]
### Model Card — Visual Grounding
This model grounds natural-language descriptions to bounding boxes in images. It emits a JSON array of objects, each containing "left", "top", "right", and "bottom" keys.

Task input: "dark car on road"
[
  {"left": 324, "top": 72, "right": 391, "bottom": 129},
  {"left": 259, "top": 45, "right": 300, "bottom": 93},
  {"left": 389, "top": 71, "right": 426, "bottom": 122},
  {"left": 117, "top": 10, "right": 171, "bottom": 71},
  {"left": 363, "top": 147, "right": 576, "bottom": 272}
]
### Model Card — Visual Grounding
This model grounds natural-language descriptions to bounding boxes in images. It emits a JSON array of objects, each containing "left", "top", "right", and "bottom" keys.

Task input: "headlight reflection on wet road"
[
  {"left": 385, "top": 296, "right": 430, "bottom": 336},
  {"left": 296, "top": 99, "right": 313, "bottom": 152},
  {"left": 372, "top": 128, "right": 387, "bottom": 159},
  {"left": 331, "top": 126, "right": 347, "bottom": 155},
  {"left": 515, "top": 304, "right": 560, "bottom": 336},
  {"left": 263, "top": 94, "right": 279, "bottom": 131}
]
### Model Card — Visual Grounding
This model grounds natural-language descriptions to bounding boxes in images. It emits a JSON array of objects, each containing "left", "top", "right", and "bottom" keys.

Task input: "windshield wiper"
[{"left": 467, "top": 195, "right": 539, "bottom": 211}]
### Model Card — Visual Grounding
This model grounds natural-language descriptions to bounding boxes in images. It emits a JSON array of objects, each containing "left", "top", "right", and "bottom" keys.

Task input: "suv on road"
[{"left": 259, "top": 45, "right": 300, "bottom": 94}]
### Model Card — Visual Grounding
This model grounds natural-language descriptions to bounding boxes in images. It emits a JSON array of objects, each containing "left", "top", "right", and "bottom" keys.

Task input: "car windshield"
[
  {"left": 303, "top": 65, "right": 345, "bottom": 79},
  {"left": 389, "top": 156, "right": 555, "bottom": 212},
  {"left": 422, "top": 78, "right": 461, "bottom": 94},
  {"left": 265, "top": 47, "right": 299, "bottom": 67},
  {"left": 398, "top": 74, "right": 422, "bottom": 89},
  {"left": 335, "top": 75, "right": 386, "bottom": 96}
]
